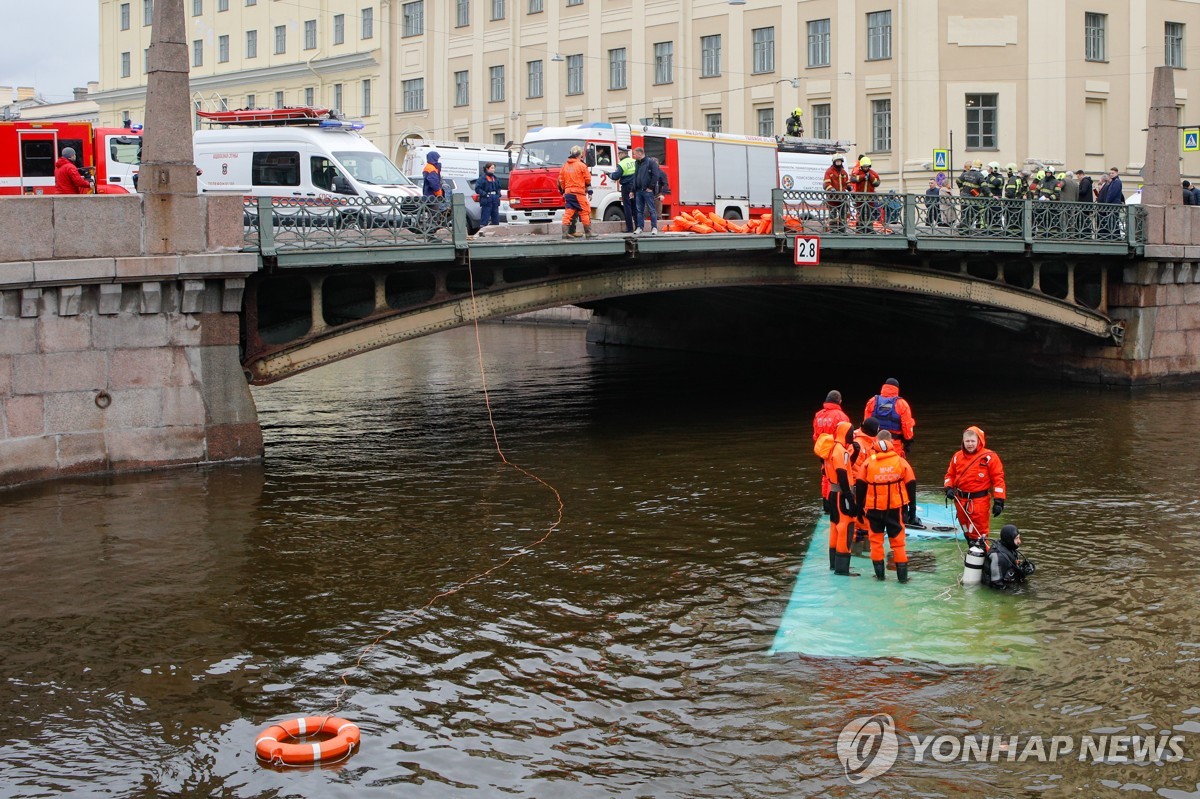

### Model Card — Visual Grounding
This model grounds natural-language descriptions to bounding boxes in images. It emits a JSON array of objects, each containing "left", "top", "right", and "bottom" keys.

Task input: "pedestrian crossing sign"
[
  {"left": 933, "top": 149, "right": 949, "bottom": 171},
  {"left": 1184, "top": 128, "right": 1200, "bottom": 152}
]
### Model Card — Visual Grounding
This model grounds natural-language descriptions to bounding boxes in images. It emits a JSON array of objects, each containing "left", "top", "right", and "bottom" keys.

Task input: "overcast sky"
[{"left": 0, "top": 0, "right": 100, "bottom": 103}]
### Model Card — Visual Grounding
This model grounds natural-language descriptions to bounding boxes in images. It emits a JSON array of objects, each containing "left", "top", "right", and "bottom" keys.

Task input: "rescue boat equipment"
[
  {"left": 254, "top": 716, "right": 360, "bottom": 766},
  {"left": 962, "top": 544, "right": 986, "bottom": 586}
]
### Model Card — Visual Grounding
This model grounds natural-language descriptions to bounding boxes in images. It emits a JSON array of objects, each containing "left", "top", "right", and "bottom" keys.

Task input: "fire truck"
[
  {"left": 506, "top": 121, "right": 848, "bottom": 224},
  {"left": 0, "top": 120, "right": 143, "bottom": 195}
]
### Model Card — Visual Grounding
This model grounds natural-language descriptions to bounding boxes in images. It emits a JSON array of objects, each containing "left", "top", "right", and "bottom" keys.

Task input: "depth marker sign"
[{"left": 794, "top": 236, "right": 821, "bottom": 266}]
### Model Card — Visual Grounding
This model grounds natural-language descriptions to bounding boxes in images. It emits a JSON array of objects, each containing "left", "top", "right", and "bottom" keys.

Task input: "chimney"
[
  {"left": 87, "top": 81, "right": 100, "bottom": 93},
  {"left": 0, "top": 86, "right": 12, "bottom": 102},
  {"left": 16, "top": 86, "right": 35, "bottom": 101},
  {"left": 73, "top": 87, "right": 89, "bottom": 101}
]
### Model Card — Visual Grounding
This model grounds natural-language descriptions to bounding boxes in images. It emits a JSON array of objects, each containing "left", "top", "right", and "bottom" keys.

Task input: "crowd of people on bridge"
[
  {"left": 821, "top": 155, "right": 1131, "bottom": 237},
  {"left": 812, "top": 381, "right": 1033, "bottom": 589}
]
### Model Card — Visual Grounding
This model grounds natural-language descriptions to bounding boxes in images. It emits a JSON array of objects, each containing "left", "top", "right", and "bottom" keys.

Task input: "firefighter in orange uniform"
[
  {"left": 816, "top": 420, "right": 860, "bottom": 576},
  {"left": 943, "top": 425, "right": 1006, "bottom": 545},
  {"left": 855, "top": 430, "right": 917, "bottom": 582},
  {"left": 849, "top": 416, "right": 880, "bottom": 554},
  {"left": 813, "top": 390, "right": 850, "bottom": 509},
  {"left": 558, "top": 145, "right": 594, "bottom": 239}
]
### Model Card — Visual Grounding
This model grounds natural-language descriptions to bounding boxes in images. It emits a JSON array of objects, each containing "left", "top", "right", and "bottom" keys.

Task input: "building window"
[
  {"left": 192, "top": 39, "right": 203, "bottom": 67},
  {"left": 807, "top": 19, "right": 830, "bottom": 67},
  {"left": 246, "top": 29, "right": 257, "bottom": 58},
  {"left": 965, "top": 93, "right": 997, "bottom": 149},
  {"left": 1085, "top": 12, "right": 1106, "bottom": 62},
  {"left": 528, "top": 60, "right": 543, "bottom": 98},
  {"left": 246, "top": 94, "right": 255, "bottom": 109},
  {"left": 756, "top": 107, "right": 774, "bottom": 137},
  {"left": 362, "top": 80, "right": 372, "bottom": 115},
  {"left": 454, "top": 70, "right": 469, "bottom": 106},
  {"left": 567, "top": 54, "right": 583, "bottom": 95},
  {"left": 752, "top": 27, "right": 775, "bottom": 74},
  {"left": 143, "top": 0, "right": 152, "bottom": 26},
  {"left": 566, "top": 0, "right": 581, "bottom": 5},
  {"left": 120, "top": 3, "right": 130, "bottom": 30},
  {"left": 304, "top": 20, "right": 316, "bottom": 49},
  {"left": 811, "top": 103, "right": 831, "bottom": 139},
  {"left": 700, "top": 34, "right": 721, "bottom": 78},
  {"left": 218, "top": 34, "right": 229, "bottom": 62},
  {"left": 1166, "top": 21, "right": 1185, "bottom": 68},
  {"left": 192, "top": 0, "right": 201, "bottom": 15},
  {"left": 274, "top": 25, "right": 286, "bottom": 54},
  {"left": 489, "top": 65, "right": 505, "bottom": 101},
  {"left": 402, "top": 2, "right": 424, "bottom": 37},
  {"left": 121, "top": 51, "right": 131, "bottom": 78},
  {"left": 528, "top": 0, "right": 542, "bottom": 11},
  {"left": 608, "top": 48, "right": 627, "bottom": 90},
  {"left": 493, "top": 132, "right": 506, "bottom": 146},
  {"left": 275, "top": 90, "right": 284, "bottom": 108},
  {"left": 492, "top": 0, "right": 504, "bottom": 20},
  {"left": 334, "top": 14, "right": 344, "bottom": 45},
  {"left": 305, "top": 87, "right": 314, "bottom": 106},
  {"left": 362, "top": 7, "right": 374, "bottom": 39},
  {"left": 456, "top": 0, "right": 469, "bottom": 27},
  {"left": 867, "top": 11, "right": 892, "bottom": 61},
  {"left": 871, "top": 98, "right": 892, "bottom": 151},
  {"left": 705, "top": 112, "right": 722, "bottom": 133},
  {"left": 245, "top": 0, "right": 255, "bottom": 5},
  {"left": 218, "top": 0, "right": 227, "bottom": 10},
  {"left": 654, "top": 41, "right": 673, "bottom": 85},
  {"left": 333, "top": 83, "right": 343, "bottom": 112},
  {"left": 402, "top": 78, "right": 424, "bottom": 111}
]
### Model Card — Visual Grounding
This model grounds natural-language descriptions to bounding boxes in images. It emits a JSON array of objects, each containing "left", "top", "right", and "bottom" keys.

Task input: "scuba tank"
[{"left": 962, "top": 543, "right": 986, "bottom": 585}]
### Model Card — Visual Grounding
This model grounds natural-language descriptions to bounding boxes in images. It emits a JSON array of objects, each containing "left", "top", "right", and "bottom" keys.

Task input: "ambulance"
[{"left": 0, "top": 120, "right": 142, "bottom": 195}]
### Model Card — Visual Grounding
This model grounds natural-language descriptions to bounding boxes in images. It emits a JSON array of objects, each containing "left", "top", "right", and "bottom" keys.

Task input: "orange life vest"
[{"left": 862, "top": 448, "right": 913, "bottom": 511}]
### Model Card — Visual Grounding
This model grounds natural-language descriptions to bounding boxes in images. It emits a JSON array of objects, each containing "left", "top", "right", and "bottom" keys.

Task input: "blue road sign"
[{"left": 933, "top": 149, "right": 949, "bottom": 171}]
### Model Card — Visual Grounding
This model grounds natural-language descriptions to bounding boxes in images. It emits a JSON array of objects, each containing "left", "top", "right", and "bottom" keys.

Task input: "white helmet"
[{"left": 988, "top": 161, "right": 1001, "bottom": 170}]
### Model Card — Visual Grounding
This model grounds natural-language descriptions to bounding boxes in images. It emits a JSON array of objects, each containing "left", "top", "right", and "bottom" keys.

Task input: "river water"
[{"left": 2, "top": 322, "right": 1199, "bottom": 798}]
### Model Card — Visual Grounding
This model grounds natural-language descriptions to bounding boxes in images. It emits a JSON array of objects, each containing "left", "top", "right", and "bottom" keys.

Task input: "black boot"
[
  {"left": 873, "top": 560, "right": 886, "bottom": 581},
  {"left": 834, "top": 553, "right": 860, "bottom": 577},
  {"left": 896, "top": 563, "right": 909, "bottom": 583},
  {"left": 829, "top": 547, "right": 837, "bottom": 570}
]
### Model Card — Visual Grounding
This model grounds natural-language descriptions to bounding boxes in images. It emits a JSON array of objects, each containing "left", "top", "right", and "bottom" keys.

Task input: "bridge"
[{"left": 240, "top": 190, "right": 1142, "bottom": 384}]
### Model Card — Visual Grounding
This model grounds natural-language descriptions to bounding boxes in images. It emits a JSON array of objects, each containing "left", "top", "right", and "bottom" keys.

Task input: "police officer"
[{"left": 610, "top": 148, "right": 639, "bottom": 234}]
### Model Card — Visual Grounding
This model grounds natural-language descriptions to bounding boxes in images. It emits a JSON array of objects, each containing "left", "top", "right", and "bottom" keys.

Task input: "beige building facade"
[{"left": 95, "top": 0, "right": 1200, "bottom": 191}]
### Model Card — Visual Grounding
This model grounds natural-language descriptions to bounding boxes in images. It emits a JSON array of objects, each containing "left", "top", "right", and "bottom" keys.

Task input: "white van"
[
  {"left": 195, "top": 120, "right": 420, "bottom": 224},
  {"left": 399, "top": 139, "right": 520, "bottom": 225}
]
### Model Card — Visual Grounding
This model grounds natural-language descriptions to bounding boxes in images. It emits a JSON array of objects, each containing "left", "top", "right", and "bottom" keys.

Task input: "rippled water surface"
[{"left": 3, "top": 323, "right": 1200, "bottom": 798}]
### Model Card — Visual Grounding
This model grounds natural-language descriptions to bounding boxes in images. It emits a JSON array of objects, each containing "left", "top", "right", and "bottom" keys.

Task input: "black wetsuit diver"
[{"left": 981, "top": 524, "right": 1035, "bottom": 589}]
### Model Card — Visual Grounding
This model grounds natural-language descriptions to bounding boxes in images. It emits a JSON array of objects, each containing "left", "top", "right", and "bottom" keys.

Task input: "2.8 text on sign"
[{"left": 794, "top": 236, "right": 821, "bottom": 266}]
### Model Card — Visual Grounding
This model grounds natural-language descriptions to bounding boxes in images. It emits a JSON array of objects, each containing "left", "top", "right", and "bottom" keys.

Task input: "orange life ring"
[{"left": 254, "top": 716, "right": 360, "bottom": 766}]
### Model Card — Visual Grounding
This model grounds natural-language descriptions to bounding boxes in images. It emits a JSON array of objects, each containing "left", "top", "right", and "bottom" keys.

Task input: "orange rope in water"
[{"left": 327, "top": 252, "right": 565, "bottom": 714}]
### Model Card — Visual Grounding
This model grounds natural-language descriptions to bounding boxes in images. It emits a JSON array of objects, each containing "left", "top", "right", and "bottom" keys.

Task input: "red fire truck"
[
  {"left": 0, "top": 120, "right": 143, "bottom": 195},
  {"left": 506, "top": 121, "right": 847, "bottom": 224}
]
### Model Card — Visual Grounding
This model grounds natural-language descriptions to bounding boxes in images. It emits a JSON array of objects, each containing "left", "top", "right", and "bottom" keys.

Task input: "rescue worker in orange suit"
[
  {"left": 558, "top": 145, "right": 594, "bottom": 239},
  {"left": 943, "top": 425, "right": 1006, "bottom": 545},
  {"left": 823, "top": 155, "right": 852, "bottom": 233},
  {"left": 854, "top": 430, "right": 917, "bottom": 582},
  {"left": 849, "top": 416, "right": 880, "bottom": 555},
  {"left": 813, "top": 389, "right": 850, "bottom": 510},
  {"left": 849, "top": 156, "right": 880, "bottom": 232},
  {"left": 818, "top": 421, "right": 860, "bottom": 576},
  {"left": 863, "top": 378, "right": 919, "bottom": 527}
]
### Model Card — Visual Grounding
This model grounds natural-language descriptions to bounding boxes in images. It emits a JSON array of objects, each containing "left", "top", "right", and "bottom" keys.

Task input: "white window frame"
[
  {"left": 965, "top": 93, "right": 998, "bottom": 150},
  {"left": 454, "top": 71, "right": 470, "bottom": 106},
  {"left": 333, "top": 14, "right": 344, "bottom": 45},
  {"left": 752, "top": 27, "right": 775, "bottom": 74},
  {"left": 489, "top": 65, "right": 505, "bottom": 102},
  {"left": 274, "top": 25, "right": 286, "bottom": 54},
  {"left": 304, "top": 20, "right": 317, "bottom": 50},
  {"left": 609, "top": 48, "right": 627, "bottom": 90},
  {"left": 1166, "top": 21, "right": 1185, "bottom": 68},
  {"left": 245, "top": 29, "right": 257, "bottom": 58},
  {"left": 362, "top": 7, "right": 374, "bottom": 39},
  {"left": 811, "top": 103, "right": 831, "bottom": 139},
  {"left": 567, "top": 54, "right": 584, "bottom": 95},
  {"left": 871, "top": 98, "right": 892, "bottom": 151},
  {"left": 528, "top": 60, "right": 543, "bottom": 98},
  {"left": 402, "top": 2, "right": 424, "bottom": 37},
  {"left": 402, "top": 78, "right": 424, "bottom": 112},
  {"left": 654, "top": 41, "right": 673, "bottom": 85},
  {"left": 1085, "top": 12, "right": 1107, "bottom": 62},
  {"left": 867, "top": 11, "right": 892, "bottom": 61},
  {"left": 701, "top": 34, "right": 721, "bottom": 78},
  {"left": 808, "top": 19, "right": 830, "bottom": 68}
]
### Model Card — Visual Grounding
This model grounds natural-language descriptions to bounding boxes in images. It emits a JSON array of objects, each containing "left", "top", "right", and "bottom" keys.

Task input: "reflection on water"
[{"left": 2, "top": 324, "right": 1200, "bottom": 797}]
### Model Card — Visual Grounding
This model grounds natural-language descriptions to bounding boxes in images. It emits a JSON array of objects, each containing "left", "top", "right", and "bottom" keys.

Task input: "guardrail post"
[
  {"left": 1126, "top": 204, "right": 1136, "bottom": 244},
  {"left": 451, "top": 192, "right": 467, "bottom": 247},
  {"left": 257, "top": 196, "right": 276, "bottom": 256},
  {"left": 772, "top": 189, "right": 784, "bottom": 238},
  {"left": 903, "top": 193, "right": 916, "bottom": 241},
  {"left": 1022, "top": 198, "right": 1033, "bottom": 246}
]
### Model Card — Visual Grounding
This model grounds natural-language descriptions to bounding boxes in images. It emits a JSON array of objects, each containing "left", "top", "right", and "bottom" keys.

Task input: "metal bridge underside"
[{"left": 242, "top": 251, "right": 1121, "bottom": 384}]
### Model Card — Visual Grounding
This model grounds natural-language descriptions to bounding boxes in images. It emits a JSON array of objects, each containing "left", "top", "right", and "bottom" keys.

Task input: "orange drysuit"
[
  {"left": 863, "top": 383, "right": 915, "bottom": 457},
  {"left": 820, "top": 421, "right": 857, "bottom": 559},
  {"left": 558, "top": 157, "right": 592, "bottom": 228},
  {"left": 943, "top": 425, "right": 1006, "bottom": 542},
  {"left": 813, "top": 401, "right": 850, "bottom": 499},
  {"left": 856, "top": 445, "right": 916, "bottom": 570}
]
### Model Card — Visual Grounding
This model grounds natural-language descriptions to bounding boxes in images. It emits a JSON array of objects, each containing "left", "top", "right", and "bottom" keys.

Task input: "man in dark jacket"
[
  {"left": 1097, "top": 167, "right": 1124, "bottom": 237},
  {"left": 55, "top": 147, "right": 92, "bottom": 194},
  {"left": 982, "top": 524, "right": 1035, "bottom": 589},
  {"left": 421, "top": 151, "right": 443, "bottom": 198},
  {"left": 631, "top": 146, "right": 669, "bottom": 235}
]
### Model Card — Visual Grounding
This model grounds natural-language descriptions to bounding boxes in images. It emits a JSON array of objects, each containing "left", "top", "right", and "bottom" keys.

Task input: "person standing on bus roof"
[
  {"left": 632, "top": 146, "right": 669, "bottom": 235},
  {"left": 55, "top": 147, "right": 92, "bottom": 194}
]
